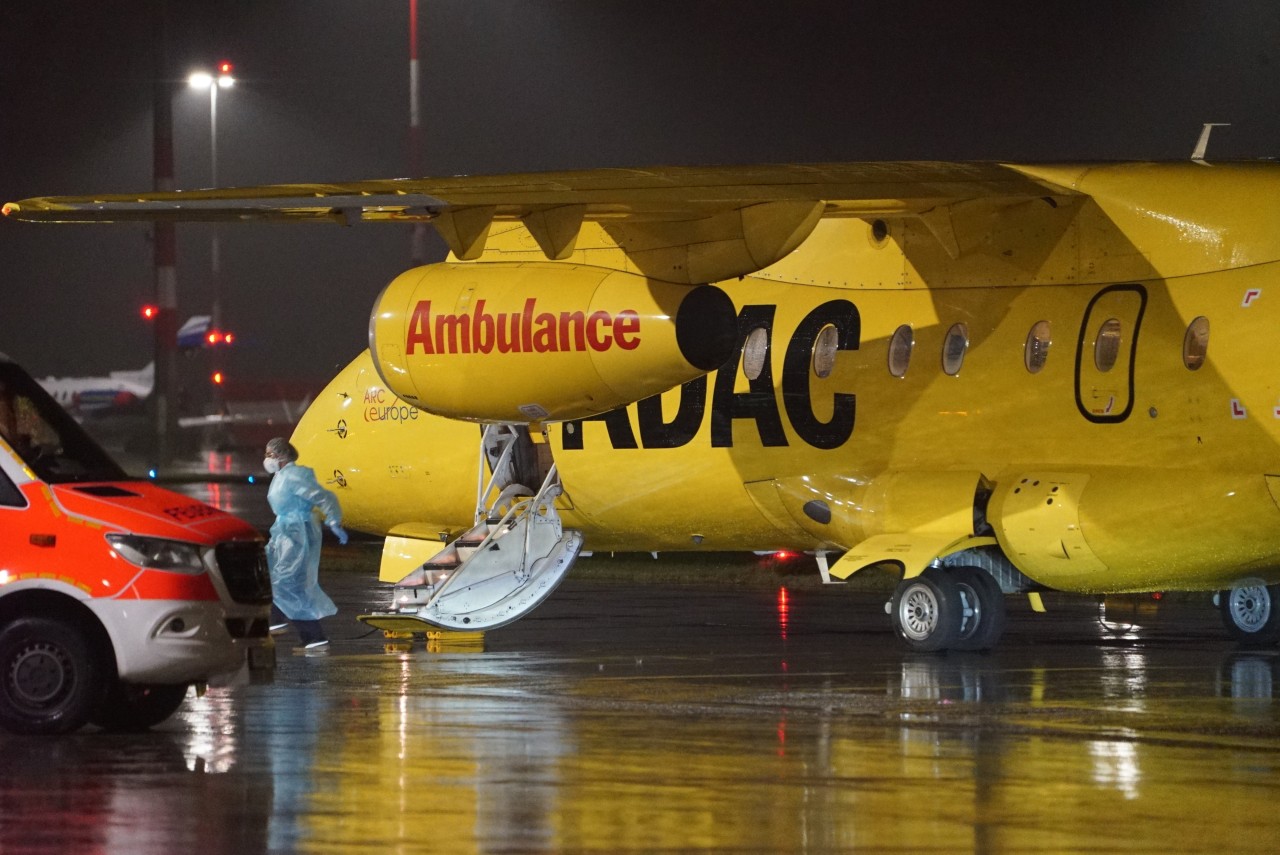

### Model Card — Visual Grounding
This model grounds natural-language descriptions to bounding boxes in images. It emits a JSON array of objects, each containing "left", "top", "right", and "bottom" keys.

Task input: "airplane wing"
[{"left": 3, "top": 162, "right": 1079, "bottom": 283}]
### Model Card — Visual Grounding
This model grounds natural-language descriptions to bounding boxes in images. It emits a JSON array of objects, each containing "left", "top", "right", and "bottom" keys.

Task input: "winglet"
[{"left": 1191, "top": 123, "right": 1230, "bottom": 164}]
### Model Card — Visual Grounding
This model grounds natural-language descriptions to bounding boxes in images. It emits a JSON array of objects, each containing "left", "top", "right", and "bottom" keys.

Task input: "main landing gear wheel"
[
  {"left": 890, "top": 567, "right": 961, "bottom": 652},
  {"left": 91, "top": 682, "right": 191, "bottom": 732},
  {"left": 1219, "top": 584, "right": 1280, "bottom": 646},
  {"left": 950, "top": 565, "right": 1007, "bottom": 652},
  {"left": 0, "top": 616, "right": 107, "bottom": 735}
]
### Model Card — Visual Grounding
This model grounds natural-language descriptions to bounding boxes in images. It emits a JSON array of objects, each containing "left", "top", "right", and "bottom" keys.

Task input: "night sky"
[{"left": 2, "top": 0, "right": 1278, "bottom": 386}]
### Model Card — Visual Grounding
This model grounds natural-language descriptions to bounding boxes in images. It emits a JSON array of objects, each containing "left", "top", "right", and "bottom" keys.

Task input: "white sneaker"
[{"left": 303, "top": 639, "right": 330, "bottom": 650}]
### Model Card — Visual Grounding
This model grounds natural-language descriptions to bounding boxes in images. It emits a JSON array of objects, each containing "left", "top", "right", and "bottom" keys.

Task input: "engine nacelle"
[{"left": 368, "top": 262, "right": 737, "bottom": 422}]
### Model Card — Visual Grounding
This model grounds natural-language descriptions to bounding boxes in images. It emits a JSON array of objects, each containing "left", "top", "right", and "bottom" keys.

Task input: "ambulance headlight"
[{"left": 106, "top": 534, "right": 206, "bottom": 574}]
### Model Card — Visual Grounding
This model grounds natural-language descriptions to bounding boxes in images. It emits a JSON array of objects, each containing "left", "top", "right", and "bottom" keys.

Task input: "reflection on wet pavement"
[
  {"left": 167, "top": 456, "right": 274, "bottom": 532},
  {"left": 4, "top": 554, "right": 1280, "bottom": 853}
]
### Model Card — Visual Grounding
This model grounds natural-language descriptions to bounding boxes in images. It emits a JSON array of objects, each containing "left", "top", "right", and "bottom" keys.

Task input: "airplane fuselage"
[
  {"left": 295, "top": 163, "right": 1280, "bottom": 599},
  {"left": 16, "top": 159, "right": 1280, "bottom": 647}
]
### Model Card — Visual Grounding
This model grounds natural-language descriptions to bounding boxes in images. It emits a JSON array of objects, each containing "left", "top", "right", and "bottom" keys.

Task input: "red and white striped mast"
[{"left": 409, "top": 0, "right": 429, "bottom": 264}]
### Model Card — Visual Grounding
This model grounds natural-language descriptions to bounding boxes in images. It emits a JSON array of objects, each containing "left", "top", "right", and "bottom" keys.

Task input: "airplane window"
[
  {"left": 1183, "top": 316, "right": 1209, "bottom": 370},
  {"left": 942, "top": 323, "right": 969, "bottom": 376},
  {"left": 888, "top": 324, "right": 914, "bottom": 378},
  {"left": 812, "top": 323, "right": 839, "bottom": 379},
  {"left": 1025, "top": 321, "right": 1051, "bottom": 374},
  {"left": 742, "top": 326, "right": 769, "bottom": 381},
  {"left": 1094, "top": 318, "right": 1122, "bottom": 373}
]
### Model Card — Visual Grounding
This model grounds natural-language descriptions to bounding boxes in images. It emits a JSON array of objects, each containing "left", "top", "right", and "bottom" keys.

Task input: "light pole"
[{"left": 188, "top": 62, "right": 234, "bottom": 332}]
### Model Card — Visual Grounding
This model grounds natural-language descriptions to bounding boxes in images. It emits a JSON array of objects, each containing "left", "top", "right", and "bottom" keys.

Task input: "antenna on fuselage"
[{"left": 1191, "top": 123, "right": 1230, "bottom": 164}]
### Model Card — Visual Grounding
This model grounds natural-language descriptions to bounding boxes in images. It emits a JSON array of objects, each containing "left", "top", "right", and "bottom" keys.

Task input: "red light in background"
[
  {"left": 223, "top": 331, "right": 235, "bottom": 344},
  {"left": 141, "top": 304, "right": 158, "bottom": 320},
  {"left": 219, "top": 61, "right": 233, "bottom": 75},
  {"left": 204, "top": 450, "right": 234, "bottom": 474},
  {"left": 211, "top": 371, "right": 224, "bottom": 385}
]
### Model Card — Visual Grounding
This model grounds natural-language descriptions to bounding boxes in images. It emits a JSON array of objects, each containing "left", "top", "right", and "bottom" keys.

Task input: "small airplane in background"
[
  {"left": 38, "top": 362, "right": 154, "bottom": 417},
  {"left": 177, "top": 314, "right": 215, "bottom": 349},
  {"left": 36, "top": 316, "right": 214, "bottom": 418},
  {"left": 10, "top": 127, "right": 1280, "bottom": 652}
]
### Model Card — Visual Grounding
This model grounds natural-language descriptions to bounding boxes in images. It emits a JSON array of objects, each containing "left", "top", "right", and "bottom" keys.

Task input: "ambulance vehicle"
[{"left": 0, "top": 354, "right": 272, "bottom": 734}]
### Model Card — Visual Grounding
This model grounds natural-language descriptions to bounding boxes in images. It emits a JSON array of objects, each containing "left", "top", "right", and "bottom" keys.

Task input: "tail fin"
[{"left": 177, "top": 315, "right": 213, "bottom": 349}]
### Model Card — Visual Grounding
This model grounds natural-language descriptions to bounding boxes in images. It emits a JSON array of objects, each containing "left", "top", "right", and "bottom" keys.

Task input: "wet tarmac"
[{"left": 4, "top": 536, "right": 1280, "bottom": 854}]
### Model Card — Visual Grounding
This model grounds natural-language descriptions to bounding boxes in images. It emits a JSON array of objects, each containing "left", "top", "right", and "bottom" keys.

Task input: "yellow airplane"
[{"left": 8, "top": 150, "right": 1280, "bottom": 651}]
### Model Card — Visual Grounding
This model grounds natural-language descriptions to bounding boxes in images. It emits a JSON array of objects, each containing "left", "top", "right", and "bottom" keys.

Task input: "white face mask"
[{"left": 263, "top": 457, "right": 282, "bottom": 474}]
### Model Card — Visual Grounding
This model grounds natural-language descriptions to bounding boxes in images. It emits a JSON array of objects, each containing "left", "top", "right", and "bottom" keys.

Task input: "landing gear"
[
  {"left": 1219, "top": 584, "right": 1280, "bottom": 645},
  {"left": 951, "top": 565, "right": 1007, "bottom": 652},
  {"left": 891, "top": 567, "right": 961, "bottom": 652},
  {"left": 889, "top": 566, "right": 1007, "bottom": 652}
]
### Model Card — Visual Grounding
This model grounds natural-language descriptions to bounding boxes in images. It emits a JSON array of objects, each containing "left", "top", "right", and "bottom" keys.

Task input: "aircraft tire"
[
  {"left": 1219, "top": 584, "right": 1280, "bottom": 646},
  {"left": 0, "top": 616, "right": 107, "bottom": 735},
  {"left": 890, "top": 567, "right": 962, "bottom": 652},
  {"left": 91, "top": 681, "right": 190, "bottom": 732},
  {"left": 950, "top": 565, "right": 1007, "bottom": 652}
]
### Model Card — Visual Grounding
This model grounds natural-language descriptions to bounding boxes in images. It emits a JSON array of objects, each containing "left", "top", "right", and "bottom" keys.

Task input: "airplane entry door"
[{"left": 1074, "top": 284, "right": 1147, "bottom": 423}]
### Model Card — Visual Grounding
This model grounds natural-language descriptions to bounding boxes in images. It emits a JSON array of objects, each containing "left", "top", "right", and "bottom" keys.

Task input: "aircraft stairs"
[{"left": 359, "top": 425, "right": 582, "bottom": 633}]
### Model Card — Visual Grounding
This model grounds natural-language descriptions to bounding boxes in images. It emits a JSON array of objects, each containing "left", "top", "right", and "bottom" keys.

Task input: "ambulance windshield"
[{"left": 0, "top": 361, "right": 127, "bottom": 483}]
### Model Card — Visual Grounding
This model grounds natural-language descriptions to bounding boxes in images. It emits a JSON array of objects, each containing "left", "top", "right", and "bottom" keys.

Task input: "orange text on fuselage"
[{"left": 405, "top": 298, "right": 642, "bottom": 355}]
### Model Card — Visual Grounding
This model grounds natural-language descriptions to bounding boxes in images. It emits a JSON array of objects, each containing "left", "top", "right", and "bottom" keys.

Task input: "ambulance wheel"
[
  {"left": 92, "top": 681, "right": 190, "bottom": 732},
  {"left": 950, "top": 566, "right": 1007, "bottom": 651},
  {"left": 1219, "top": 584, "right": 1280, "bottom": 646},
  {"left": 0, "top": 616, "right": 107, "bottom": 735},
  {"left": 890, "top": 567, "right": 961, "bottom": 652}
]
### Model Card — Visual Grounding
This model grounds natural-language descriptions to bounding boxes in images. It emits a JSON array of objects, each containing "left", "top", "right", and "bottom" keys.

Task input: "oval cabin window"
[
  {"left": 1183, "top": 316, "right": 1209, "bottom": 370},
  {"left": 1094, "top": 318, "right": 1123, "bottom": 373},
  {"left": 812, "top": 323, "right": 839, "bottom": 379},
  {"left": 741, "top": 326, "right": 768, "bottom": 381},
  {"left": 1025, "top": 320, "right": 1051, "bottom": 374},
  {"left": 888, "top": 324, "right": 914, "bottom": 378},
  {"left": 942, "top": 323, "right": 969, "bottom": 376}
]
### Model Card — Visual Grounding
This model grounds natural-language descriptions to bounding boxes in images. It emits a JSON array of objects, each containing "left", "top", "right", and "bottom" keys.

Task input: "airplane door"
[{"left": 1074, "top": 284, "right": 1147, "bottom": 423}]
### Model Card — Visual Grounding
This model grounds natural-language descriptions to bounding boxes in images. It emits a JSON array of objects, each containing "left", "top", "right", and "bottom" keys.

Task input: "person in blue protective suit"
[{"left": 263, "top": 437, "right": 348, "bottom": 650}]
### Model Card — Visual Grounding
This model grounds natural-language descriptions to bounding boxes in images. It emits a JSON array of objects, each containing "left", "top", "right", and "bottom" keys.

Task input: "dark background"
[{"left": 1, "top": 0, "right": 1277, "bottom": 387}]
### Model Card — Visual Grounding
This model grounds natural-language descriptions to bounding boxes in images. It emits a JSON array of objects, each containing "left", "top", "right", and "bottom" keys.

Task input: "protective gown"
[{"left": 266, "top": 462, "right": 341, "bottom": 621}]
